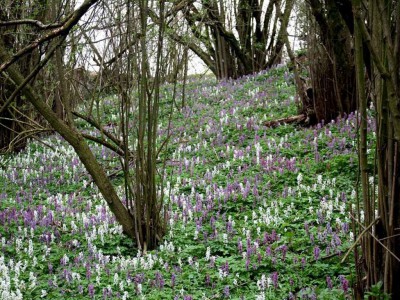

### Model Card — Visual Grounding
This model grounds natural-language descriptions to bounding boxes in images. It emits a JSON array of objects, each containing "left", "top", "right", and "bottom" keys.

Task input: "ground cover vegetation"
[
  {"left": 1, "top": 0, "right": 400, "bottom": 298},
  {"left": 0, "top": 66, "right": 374, "bottom": 299}
]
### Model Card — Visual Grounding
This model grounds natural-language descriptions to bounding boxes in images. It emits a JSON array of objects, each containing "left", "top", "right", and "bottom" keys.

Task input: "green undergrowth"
[{"left": 0, "top": 65, "right": 376, "bottom": 299}]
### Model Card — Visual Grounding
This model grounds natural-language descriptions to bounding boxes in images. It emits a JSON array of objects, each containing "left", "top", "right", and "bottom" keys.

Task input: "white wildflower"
[
  {"left": 137, "top": 283, "right": 142, "bottom": 295},
  {"left": 205, "top": 247, "right": 211, "bottom": 261},
  {"left": 223, "top": 233, "right": 228, "bottom": 244},
  {"left": 369, "top": 176, "right": 374, "bottom": 185}
]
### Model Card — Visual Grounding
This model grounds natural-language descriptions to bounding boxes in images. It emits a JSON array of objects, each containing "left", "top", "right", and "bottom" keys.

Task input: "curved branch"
[
  {"left": 72, "top": 111, "right": 124, "bottom": 150},
  {"left": 203, "top": 1, "right": 248, "bottom": 67},
  {"left": 266, "top": 0, "right": 294, "bottom": 67},
  {"left": 0, "top": 37, "right": 65, "bottom": 115},
  {"left": 148, "top": 9, "right": 216, "bottom": 74},
  {"left": 0, "top": 19, "right": 61, "bottom": 30},
  {"left": 81, "top": 133, "right": 127, "bottom": 157},
  {"left": 0, "top": 38, "right": 137, "bottom": 241},
  {"left": 0, "top": 0, "right": 100, "bottom": 74}
]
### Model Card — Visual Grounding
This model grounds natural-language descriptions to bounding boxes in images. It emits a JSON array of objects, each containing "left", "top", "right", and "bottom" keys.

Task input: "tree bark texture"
[
  {"left": 307, "top": 0, "right": 356, "bottom": 124},
  {"left": 352, "top": 0, "right": 400, "bottom": 297},
  {"left": 0, "top": 2, "right": 45, "bottom": 152}
]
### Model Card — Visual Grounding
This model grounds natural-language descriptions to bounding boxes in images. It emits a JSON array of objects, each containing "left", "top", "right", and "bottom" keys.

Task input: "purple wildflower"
[
  {"left": 238, "top": 239, "right": 243, "bottom": 252},
  {"left": 265, "top": 246, "right": 271, "bottom": 256},
  {"left": 310, "top": 233, "right": 315, "bottom": 244},
  {"left": 326, "top": 276, "right": 333, "bottom": 289},
  {"left": 327, "top": 238, "right": 335, "bottom": 250},
  {"left": 88, "top": 284, "right": 95, "bottom": 298},
  {"left": 333, "top": 233, "right": 342, "bottom": 246},
  {"left": 155, "top": 271, "right": 165, "bottom": 289},
  {"left": 270, "top": 272, "right": 279, "bottom": 289},
  {"left": 301, "top": 257, "right": 307, "bottom": 269},
  {"left": 339, "top": 275, "right": 349, "bottom": 293},
  {"left": 257, "top": 252, "right": 262, "bottom": 264},
  {"left": 314, "top": 246, "right": 320, "bottom": 260},
  {"left": 220, "top": 261, "right": 230, "bottom": 275},
  {"left": 271, "top": 230, "right": 277, "bottom": 241},
  {"left": 342, "top": 222, "right": 349, "bottom": 233},
  {"left": 281, "top": 245, "right": 288, "bottom": 261},
  {"left": 171, "top": 273, "right": 176, "bottom": 288},
  {"left": 86, "top": 266, "right": 91, "bottom": 280},
  {"left": 205, "top": 274, "right": 211, "bottom": 287},
  {"left": 310, "top": 292, "right": 317, "bottom": 300},
  {"left": 223, "top": 285, "right": 230, "bottom": 297}
]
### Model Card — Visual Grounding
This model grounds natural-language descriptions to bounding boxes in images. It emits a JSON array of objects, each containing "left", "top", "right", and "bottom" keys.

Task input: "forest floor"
[{"left": 0, "top": 66, "right": 374, "bottom": 299}]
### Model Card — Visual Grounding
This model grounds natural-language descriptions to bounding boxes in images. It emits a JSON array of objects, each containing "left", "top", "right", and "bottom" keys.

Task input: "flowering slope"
[{"left": 0, "top": 66, "right": 372, "bottom": 299}]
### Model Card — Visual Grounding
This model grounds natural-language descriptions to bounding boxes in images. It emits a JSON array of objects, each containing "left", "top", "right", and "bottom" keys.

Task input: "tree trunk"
[
  {"left": 159, "top": 0, "right": 294, "bottom": 79},
  {"left": 0, "top": 42, "right": 137, "bottom": 242},
  {"left": 353, "top": 0, "right": 400, "bottom": 297},
  {"left": 307, "top": 0, "right": 356, "bottom": 124},
  {"left": 0, "top": 3, "right": 37, "bottom": 152},
  {"left": 353, "top": 4, "right": 370, "bottom": 297}
]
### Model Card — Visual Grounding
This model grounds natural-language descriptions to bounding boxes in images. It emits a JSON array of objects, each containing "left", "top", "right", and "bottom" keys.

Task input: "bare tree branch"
[
  {"left": 0, "top": 37, "right": 65, "bottom": 115},
  {"left": 0, "top": 0, "right": 100, "bottom": 74},
  {"left": 0, "top": 19, "right": 61, "bottom": 29}
]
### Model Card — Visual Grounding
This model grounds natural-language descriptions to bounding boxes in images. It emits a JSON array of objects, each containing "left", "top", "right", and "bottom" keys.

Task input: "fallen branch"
[{"left": 264, "top": 114, "right": 306, "bottom": 127}]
